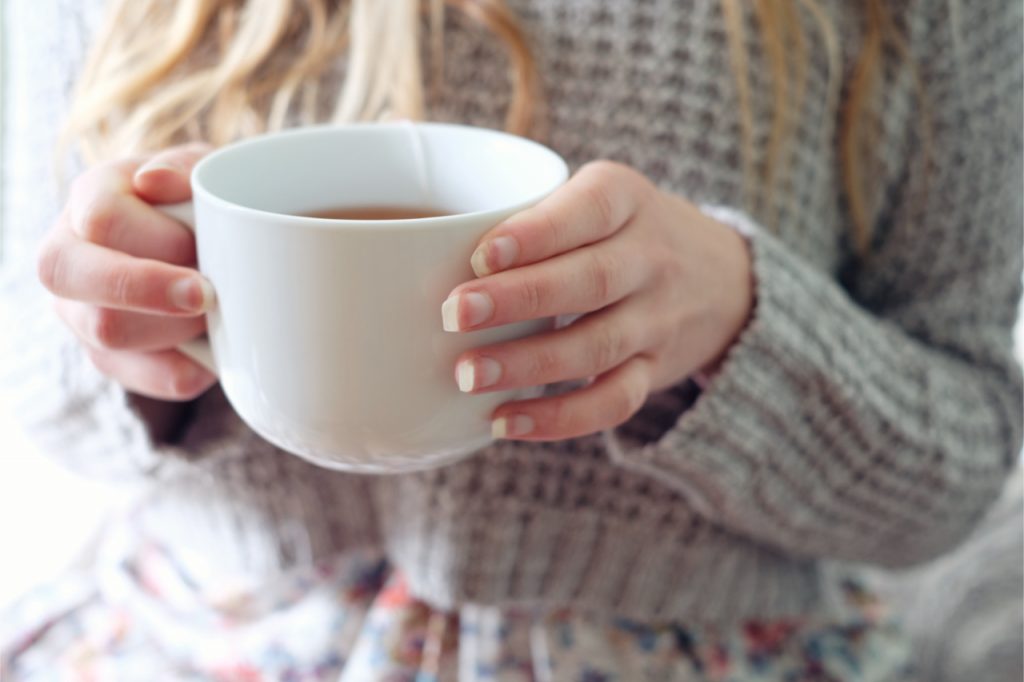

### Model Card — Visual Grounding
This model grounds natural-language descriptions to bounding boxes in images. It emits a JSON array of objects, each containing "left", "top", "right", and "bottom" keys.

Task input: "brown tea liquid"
[{"left": 301, "top": 206, "right": 451, "bottom": 220}]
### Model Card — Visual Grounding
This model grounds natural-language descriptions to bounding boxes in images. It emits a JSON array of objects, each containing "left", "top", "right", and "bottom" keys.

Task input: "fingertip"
[
  {"left": 470, "top": 234, "right": 519, "bottom": 277},
  {"left": 491, "top": 413, "right": 535, "bottom": 439},
  {"left": 167, "top": 275, "right": 216, "bottom": 314},
  {"left": 168, "top": 356, "right": 217, "bottom": 400},
  {"left": 133, "top": 163, "right": 192, "bottom": 203},
  {"left": 132, "top": 143, "right": 212, "bottom": 203},
  {"left": 470, "top": 245, "right": 493, "bottom": 277},
  {"left": 134, "top": 160, "right": 182, "bottom": 182}
]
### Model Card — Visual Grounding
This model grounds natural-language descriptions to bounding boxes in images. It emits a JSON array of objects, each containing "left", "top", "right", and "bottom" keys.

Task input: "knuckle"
[
  {"left": 583, "top": 160, "right": 651, "bottom": 201},
  {"left": 77, "top": 193, "right": 121, "bottom": 245},
  {"left": 519, "top": 276, "right": 552, "bottom": 317},
  {"left": 529, "top": 343, "right": 564, "bottom": 381},
  {"left": 582, "top": 179, "right": 616, "bottom": 230},
  {"left": 580, "top": 159, "right": 622, "bottom": 179},
  {"left": 88, "top": 308, "right": 126, "bottom": 350},
  {"left": 581, "top": 159, "right": 630, "bottom": 187},
  {"left": 36, "top": 239, "right": 66, "bottom": 293},
  {"left": 586, "top": 250, "right": 621, "bottom": 303},
  {"left": 537, "top": 207, "right": 568, "bottom": 250},
  {"left": 590, "top": 324, "right": 628, "bottom": 371},
  {"left": 104, "top": 266, "right": 137, "bottom": 308},
  {"left": 645, "top": 248, "right": 673, "bottom": 286},
  {"left": 611, "top": 379, "right": 646, "bottom": 425}
]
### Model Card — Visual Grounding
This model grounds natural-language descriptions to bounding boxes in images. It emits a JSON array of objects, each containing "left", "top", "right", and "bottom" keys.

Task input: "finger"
[
  {"left": 469, "top": 161, "right": 651, "bottom": 276},
  {"left": 453, "top": 302, "right": 646, "bottom": 393},
  {"left": 38, "top": 234, "right": 214, "bottom": 315},
  {"left": 85, "top": 347, "right": 216, "bottom": 401},
  {"left": 55, "top": 300, "right": 207, "bottom": 353},
  {"left": 68, "top": 160, "right": 196, "bottom": 264},
  {"left": 490, "top": 355, "right": 653, "bottom": 441},
  {"left": 442, "top": 234, "right": 647, "bottom": 332},
  {"left": 132, "top": 142, "right": 213, "bottom": 204}
]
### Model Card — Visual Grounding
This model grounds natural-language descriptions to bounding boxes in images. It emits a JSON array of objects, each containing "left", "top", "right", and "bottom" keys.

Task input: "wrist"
[{"left": 698, "top": 211, "right": 756, "bottom": 377}]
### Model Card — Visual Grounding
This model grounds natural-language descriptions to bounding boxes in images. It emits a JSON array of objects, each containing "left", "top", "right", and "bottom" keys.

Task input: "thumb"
[{"left": 132, "top": 142, "right": 214, "bottom": 205}]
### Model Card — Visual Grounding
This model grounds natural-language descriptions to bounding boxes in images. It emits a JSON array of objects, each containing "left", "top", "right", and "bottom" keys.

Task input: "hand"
[
  {"left": 442, "top": 161, "right": 754, "bottom": 441},
  {"left": 37, "top": 143, "right": 218, "bottom": 401}
]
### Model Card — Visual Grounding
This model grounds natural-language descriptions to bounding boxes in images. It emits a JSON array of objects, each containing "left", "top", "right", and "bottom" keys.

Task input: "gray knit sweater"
[{"left": 1, "top": 0, "right": 1021, "bottom": 625}]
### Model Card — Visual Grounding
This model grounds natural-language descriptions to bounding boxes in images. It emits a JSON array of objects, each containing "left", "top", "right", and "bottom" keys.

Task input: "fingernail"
[
  {"left": 169, "top": 360, "right": 206, "bottom": 397},
  {"left": 168, "top": 276, "right": 215, "bottom": 313},
  {"left": 441, "top": 291, "right": 493, "bottom": 332},
  {"left": 135, "top": 159, "right": 183, "bottom": 180},
  {"left": 470, "top": 236, "right": 519, "bottom": 277},
  {"left": 456, "top": 357, "right": 502, "bottom": 392},
  {"left": 492, "top": 414, "right": 534, "bottom": 439}
]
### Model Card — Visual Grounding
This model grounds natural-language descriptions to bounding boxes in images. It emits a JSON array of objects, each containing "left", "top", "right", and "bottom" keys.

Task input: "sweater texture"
[{"left": 1, "top": 0, "right": 1021, "bottom": 625}]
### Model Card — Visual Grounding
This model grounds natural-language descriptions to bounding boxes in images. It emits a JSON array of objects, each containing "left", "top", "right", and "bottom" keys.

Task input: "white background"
[{"left": 0, "top": 397, "right": 134, "bottom": 609}]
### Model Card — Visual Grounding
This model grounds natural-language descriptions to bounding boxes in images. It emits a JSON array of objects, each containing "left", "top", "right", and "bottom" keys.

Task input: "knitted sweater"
[{"left": 1, "top": 0, "right": 1021, "bottom": 624}]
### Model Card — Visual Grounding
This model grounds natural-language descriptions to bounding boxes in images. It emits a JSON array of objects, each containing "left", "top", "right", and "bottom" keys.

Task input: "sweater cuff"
[{"left": 604, "top": 208, "right": 812, "bottom": 521}]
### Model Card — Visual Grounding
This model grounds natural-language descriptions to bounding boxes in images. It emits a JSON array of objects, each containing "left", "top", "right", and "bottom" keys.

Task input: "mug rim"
[{"left": 189, "top": 122, "right": 570, "bottom": 230}]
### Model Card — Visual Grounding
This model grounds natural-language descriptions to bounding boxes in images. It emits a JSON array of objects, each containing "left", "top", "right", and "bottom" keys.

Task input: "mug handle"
[{"left": 155, "top": 202, "right": 219, "bottom": 376}]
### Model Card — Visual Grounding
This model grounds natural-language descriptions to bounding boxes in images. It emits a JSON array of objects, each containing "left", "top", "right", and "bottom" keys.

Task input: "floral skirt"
[{"left": 1, "top": 523, "right": 913, "bottom": 682}]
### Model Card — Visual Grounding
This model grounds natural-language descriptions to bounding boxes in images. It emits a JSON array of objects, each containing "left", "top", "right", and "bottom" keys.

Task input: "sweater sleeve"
[{"left": 605, "top": 1, "right": 1023, "bottom": 569}]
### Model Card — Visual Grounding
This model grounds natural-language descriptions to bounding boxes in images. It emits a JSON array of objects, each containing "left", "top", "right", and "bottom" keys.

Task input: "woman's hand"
[
  {"left": 37, "top": 143, "right": 218, "bottom": 401},
  {"left": 443, "top": 161, "right": 754, "bottom": 441}
]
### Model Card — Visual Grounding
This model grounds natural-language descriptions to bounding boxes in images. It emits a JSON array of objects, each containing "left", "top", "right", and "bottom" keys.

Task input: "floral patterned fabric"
[{"left": 1, "top": 521, "right": 913, "bottom": 682}]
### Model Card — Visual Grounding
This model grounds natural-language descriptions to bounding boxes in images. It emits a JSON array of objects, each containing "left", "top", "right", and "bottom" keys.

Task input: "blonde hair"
[
  {"left": 65, "top": 0, "right": 907, "bottom": 252},
  {"left": 721, "top": 0, "right": 916, "bottom": 252},
  {"left": 66, "top": 0, "right": 537, "bottom": 158}
]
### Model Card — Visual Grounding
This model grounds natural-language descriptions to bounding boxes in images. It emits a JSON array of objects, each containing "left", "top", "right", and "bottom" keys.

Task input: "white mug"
[{"left": 160, "top": 123, "right": 568, "bottom": 473}]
